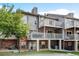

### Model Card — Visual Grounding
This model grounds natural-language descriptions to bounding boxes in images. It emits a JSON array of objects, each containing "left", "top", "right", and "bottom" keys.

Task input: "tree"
[{"left": 0, "top": 4, "right": 29, "bottom": 52}]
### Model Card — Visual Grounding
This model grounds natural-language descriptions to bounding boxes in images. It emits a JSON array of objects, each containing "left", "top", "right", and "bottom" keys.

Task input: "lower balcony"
[
  {"left": 28, "top": 32, "right": 79, "bottom": 40},
  {"left": 29, "top": 32, "right": 63, "bottom": 40},
  {"left": 64, "top": 34, "right": 79, "bottom": 40}
]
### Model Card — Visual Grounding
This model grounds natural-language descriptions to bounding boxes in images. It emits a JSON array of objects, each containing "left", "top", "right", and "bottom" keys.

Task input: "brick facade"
[
  {"left": 0, "top": 39, "right": 17, "bottom": 49},
  {"left": 0, "top": 37, "right": 28, "bottom": 50},
  {"left": 19, "top": 37, "right": 27, "bottom": 49}
]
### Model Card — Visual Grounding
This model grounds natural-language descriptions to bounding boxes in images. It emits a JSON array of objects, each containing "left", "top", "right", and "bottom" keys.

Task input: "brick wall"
[
  {"left": 0, "top": 37, "right": 28, "bottom": 49},
  {"left": 0, "top": 39, "right": 17, "bottom": 49},
  {"left": 19, "top": 37, "right": 27, "bottom": 49}
]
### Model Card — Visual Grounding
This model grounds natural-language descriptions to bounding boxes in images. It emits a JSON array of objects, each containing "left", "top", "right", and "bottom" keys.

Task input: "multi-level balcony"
[
  {"left": 65, "top": 19, "right": 79, "bottom": 29},
  {"left": 28, "top": 32, "right": 79, "bottom": 40},
  {"left": 64, "top": 34, "right": 79, "bottom": 40},
  {"left": 29, "top": 32, "right": 63, "bottom": 40},
  {"left": 74, "top": 21, "right": 79, "bottom": 27},
  {"left": 64, "top": 34, "right": 74, "bottom": 40},
  {"left": 39, "top": 18, "right": 63, "bottom": 28}
]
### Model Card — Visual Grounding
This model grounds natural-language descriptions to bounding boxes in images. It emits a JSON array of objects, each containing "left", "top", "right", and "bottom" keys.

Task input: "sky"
[{"left": 0, "top": 3, "right": 79, "bottom": 18}]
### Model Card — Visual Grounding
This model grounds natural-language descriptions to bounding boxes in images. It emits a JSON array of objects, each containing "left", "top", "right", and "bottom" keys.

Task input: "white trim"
[
  {"left": 37, "top": 40, "right": 39, "bottom": 51},
  {"left": 74, "top": 40, "right": 78, "bottom": 51},
  {"left": 48, "top": 40, "right": 51, "bottom": 50},
  {"left": 59, "top": 40, "right": 62, "bottom": 50}
]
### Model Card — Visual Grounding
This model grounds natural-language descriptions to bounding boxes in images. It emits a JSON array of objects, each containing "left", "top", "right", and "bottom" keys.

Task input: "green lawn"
[{"left": 0, "top": 50, "right": 79, "bottom": 56}]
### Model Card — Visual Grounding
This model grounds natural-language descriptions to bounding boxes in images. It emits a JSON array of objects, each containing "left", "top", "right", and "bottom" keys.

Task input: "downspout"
[{"left": 44, "top": 17, "right": 45, "bottom": 40}]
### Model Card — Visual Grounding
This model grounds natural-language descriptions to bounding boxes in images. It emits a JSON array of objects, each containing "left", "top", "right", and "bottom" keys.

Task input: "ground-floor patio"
[
  {"left": 0, "top": 39, "right": 79, "bottom": 52},
  {"left": 27, "top": 40, "right": 79, "bottom": 51}
]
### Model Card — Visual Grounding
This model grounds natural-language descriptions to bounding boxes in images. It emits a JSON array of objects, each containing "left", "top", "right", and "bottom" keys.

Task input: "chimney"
[
  {"left": 67, "top": 13, "right": 74, "bottom": 18},
  {"left": 31, "top": 7, "right": 38, "bottom": 14}
]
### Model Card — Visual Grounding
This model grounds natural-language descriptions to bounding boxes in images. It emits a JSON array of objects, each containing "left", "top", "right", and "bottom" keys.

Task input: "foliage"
[{"left": 0, "top": 5, "right": 29, "bottom": 39}]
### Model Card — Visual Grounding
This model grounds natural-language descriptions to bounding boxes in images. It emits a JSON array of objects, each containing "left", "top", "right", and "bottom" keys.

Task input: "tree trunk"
[
  {"left": 0, "top": 40, "right": 1, "bottom": 49},
  {"left": 0, "top": 39, "right": 3, "bottom": 49},
  {"left": 18, "top": 37, "right": 26, "bottom": 53},
  {"left": 19, "top": 38, "right": 21, "bottom": 53},
  {"left": 17, "top": 38, "right": 21, "bottom": 53}
]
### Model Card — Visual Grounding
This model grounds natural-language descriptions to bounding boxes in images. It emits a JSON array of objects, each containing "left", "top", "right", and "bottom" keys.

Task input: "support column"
[
  {"left": 63, "top": 40, "right": 64, "bottom": 50},
  {"left": 59, "top": 40, "right": 62, "bottom": 50},
  {"left": 44, "top": 20, "right": 46, "bottom": 40},
  {"left": 37, "top": 40, "right": 39, "bottom": 51},
  {"left": 28, "top": 42, "right": 32, "bottom": 50},
  {"left": 74, "top": 21, "right": 76, "bottom": 40},
  {"left": 62, "top": 29, "right": 64, "bottom": 50},
  {"left": 62, "top": 29, "right": 64, "bottom": 40},
  {"left": 48, "top": 40, "right": 51, "bottom": 50},
  {"left": 75, "top": 40, "right": 78, "bottom": 51}
]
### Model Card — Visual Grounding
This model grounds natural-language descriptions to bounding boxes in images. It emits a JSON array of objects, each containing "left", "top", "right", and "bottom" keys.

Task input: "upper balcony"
[
  {"left": 39, "top": 18, "right": 63, "bottom": 28},
  {"left": 64, "top": 19, "right": 74, "bottom": 29},
  {"left": 74, "top": 21, "right": 79, "bottom": 27},
  {"left": 65, "top": 19, "right": 79, "bottom": 29}
]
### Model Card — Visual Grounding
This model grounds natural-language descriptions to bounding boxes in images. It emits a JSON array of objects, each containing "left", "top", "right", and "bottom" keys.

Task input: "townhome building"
[
  {"left": 22, "top": 7, "right": 79, "bottom": 51},
  {"left": 0, "top": 7, "right": 79, "bottom": 52}
]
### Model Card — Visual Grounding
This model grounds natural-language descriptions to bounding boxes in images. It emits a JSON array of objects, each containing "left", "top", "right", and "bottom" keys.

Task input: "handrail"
[
  {"left": 30, "top": 32, "right": 62, "bottom": 39},
  {"left": 30, "top": 32, "right": 79, "bottom": 40},
  {"left": 39, "top": 19, "right": 63, "bottom": 28}
]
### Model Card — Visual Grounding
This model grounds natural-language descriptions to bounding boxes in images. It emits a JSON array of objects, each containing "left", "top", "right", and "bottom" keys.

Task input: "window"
[
  {"left": 67, "top": 32, "right": 71, "bottom": 35},
  {"left": 35, "top": 21, "right": 37, "bottom": 25},
  {"left": 49, "top": 20, "right": 53, "bottom": 25},
  {"left": 68, "top": 42, "right": 72, "bottom": 46},
  {"left": 41, "top": 41, "right": 45, "bottom": 45},
  {"left": 48, "top": 31, "right": 52, "bottom": 33},
  {"left": 67, "top": 31, "right": 72, "bottom": 36},
  {"left": 55, "top": 19, "right": 59, "bottom": 21}
]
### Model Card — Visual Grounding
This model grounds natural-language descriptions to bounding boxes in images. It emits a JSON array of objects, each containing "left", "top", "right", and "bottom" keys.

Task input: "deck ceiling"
[{"left": 38, "top": 26, "right": 62, "bottom": 30}]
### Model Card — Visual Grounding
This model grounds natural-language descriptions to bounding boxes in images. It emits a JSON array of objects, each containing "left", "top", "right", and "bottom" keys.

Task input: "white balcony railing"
[
  {"left": 31, "top": 32, "right": 44, "bottom": 39},
  {"left": 64, "top": 34, "right": 74, "bottom": 40},
  {"left": 64, "top": 34, "right": 79, "bottom": 40},
  {"left": 55, "top": 21, "right": 63, "bottom": 28},
  {"left": 39, "top": 19, "right": 63, "bottom": 28},
  {"left": 74, "top": 21, "right": 79, "bottom": 27},
  {"left": 29, "top": 32, "right": 79, "bottom": 40},
  {"left": 75, "top": 34, "right": 79, "bottom": 39},
  {"left": 30, "top": 32, "right": 62, "bottom": 40},
  {"left": 39, "top": 19, "right": 79, "bottom": 29},
  {"left": 65, "top": 20, "right": 79, "bottom": 28}
]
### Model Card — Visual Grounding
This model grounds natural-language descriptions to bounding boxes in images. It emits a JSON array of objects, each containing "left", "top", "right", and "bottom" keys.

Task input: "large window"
[
  {"left": 49, "top": 20, "right": 53, "bottom": 25},
  {"left": 67, "top": 31, "right": 72, "bottom": 36},
  {"left": 48, "top": 31, "right": 53, "bottom": 33}
]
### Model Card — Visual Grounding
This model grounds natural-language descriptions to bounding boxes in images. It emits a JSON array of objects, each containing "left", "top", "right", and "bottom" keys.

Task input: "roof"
[
  {"left": 22, "top": 11, "right": 79, "bottom": 20},
  {"left": 22, "top": 11, "right": 58, "bottom": 20},
  {"left": 47, "top": 13, "right": 79, "bottom": 20}
]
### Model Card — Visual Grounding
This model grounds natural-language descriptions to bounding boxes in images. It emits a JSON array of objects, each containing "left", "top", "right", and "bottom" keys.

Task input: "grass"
[
  {"left": 0, "top": 50, "right": 79, "bottom": 56},
  {"left": 69, "top": 52, "right": 79, "bottom": 55}
]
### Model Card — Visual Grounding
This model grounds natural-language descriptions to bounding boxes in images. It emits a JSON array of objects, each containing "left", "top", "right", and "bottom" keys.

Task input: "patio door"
[
  {"left": 64, "top": 41, "right": 74, "bottom": 50},
  {"left": 40, "top": 40, "right": 48, "bottom": 49},
  {"left": 28, "top": 41, "right": 37, "bottom": 50}
]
